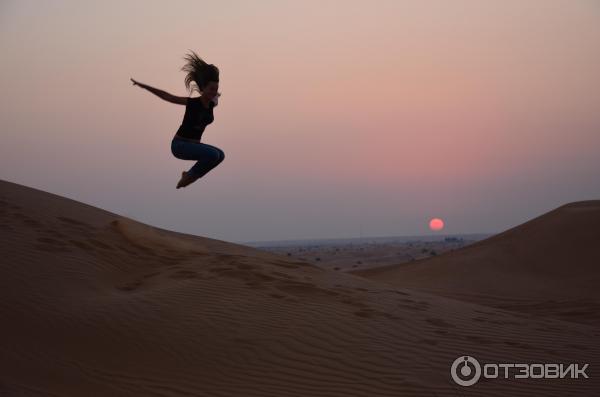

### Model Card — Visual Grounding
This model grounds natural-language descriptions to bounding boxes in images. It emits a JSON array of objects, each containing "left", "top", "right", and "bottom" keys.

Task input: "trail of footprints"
[
  {"left": 2, "top": 202, "right": 192, "bottom": 263},
  {"left": 0, "top": 197, "right": 457, "bottom": 335},
  {"left": 3, "top": 196, "right": 585, "bottom": 355},
  {"left": 2, "top": 199, "right": 117, "bottom": 255},
  {"left": 113, "top": 253, "right": 445, "bottom": 330}
]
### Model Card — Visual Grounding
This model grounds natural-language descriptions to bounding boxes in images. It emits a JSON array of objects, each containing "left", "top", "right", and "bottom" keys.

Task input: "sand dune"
[
  {"left": 351, "top": 201, "right": 600, "bottom": 326},
  {"left": 1, "top": 180, "right": 599, "bottom": 396}
]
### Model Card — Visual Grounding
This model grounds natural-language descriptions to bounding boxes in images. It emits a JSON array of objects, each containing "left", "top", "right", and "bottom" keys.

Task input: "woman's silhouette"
[{"left": 131, "top": 51, "right": 224, "bottom": 189}]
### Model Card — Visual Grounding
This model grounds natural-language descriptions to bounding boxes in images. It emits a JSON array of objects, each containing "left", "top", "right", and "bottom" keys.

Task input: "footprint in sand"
[
  {"left": 56, "top": 216, "right": 94, "bottom": 229},
  {"left": 68, "top": 239, "right": 96, "bottom": 252},
  {"left": 169, "top": 270, "right": 199, "bottom": 279},
  {"left": 353, "top": 308, "right": 399, "bottom": 319},
  {"left": 34, "top": 236, "right": 71, "bottom": 253},
  {"left": 11, "top": 212, "right": 43, "bottom": 228},
  {"left": 426, "top": 317, "right": 455, "bottom": 328},
  {"left": 269, "top": 271, "right": 296, "bottom": 280}
]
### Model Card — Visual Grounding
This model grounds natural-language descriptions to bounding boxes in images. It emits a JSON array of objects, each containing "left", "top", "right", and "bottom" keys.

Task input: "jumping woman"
[{"left": 131, "top": 51, "right": 224, "bottom": 189}]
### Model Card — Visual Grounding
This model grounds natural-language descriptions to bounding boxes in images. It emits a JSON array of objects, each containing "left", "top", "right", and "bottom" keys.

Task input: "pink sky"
[{"left": 1, "top": 0, "right": 599, "bottom": 242}]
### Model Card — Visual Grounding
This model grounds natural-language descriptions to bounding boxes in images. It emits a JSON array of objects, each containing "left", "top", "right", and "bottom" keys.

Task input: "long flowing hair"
[{"left": 181, "top": 50, "right": 219, "bottom": 95}]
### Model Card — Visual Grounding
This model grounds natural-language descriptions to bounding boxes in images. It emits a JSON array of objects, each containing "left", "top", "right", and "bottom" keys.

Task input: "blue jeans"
[{"left": 171, "top": 137, "right": 225, "bottom": 179}]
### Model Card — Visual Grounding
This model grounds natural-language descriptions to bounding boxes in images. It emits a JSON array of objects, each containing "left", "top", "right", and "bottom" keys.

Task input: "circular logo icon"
[{"left": 451, "top": 356, "right": 481, "bottom": 386}]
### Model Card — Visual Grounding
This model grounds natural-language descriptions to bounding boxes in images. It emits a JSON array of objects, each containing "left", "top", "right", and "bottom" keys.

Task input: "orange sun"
[{"left": 429, "top": 218, "right": 444, "bottom": 231}]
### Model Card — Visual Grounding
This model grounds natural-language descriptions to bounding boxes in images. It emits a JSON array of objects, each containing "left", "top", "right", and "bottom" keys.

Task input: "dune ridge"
[
  {"left": 350, "top": 200, "right": 600, "bottom": 326},
  {"left": 1, "top": 180, "right": 599, "bottom": 396}
]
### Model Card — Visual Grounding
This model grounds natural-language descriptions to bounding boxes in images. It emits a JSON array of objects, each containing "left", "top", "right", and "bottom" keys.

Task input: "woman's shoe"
[{"left": 176, "top": 171, "right": 198, "bottom": 189}]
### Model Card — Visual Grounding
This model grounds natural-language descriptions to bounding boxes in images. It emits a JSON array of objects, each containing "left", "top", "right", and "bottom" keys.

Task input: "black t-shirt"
[{"left": 175, "top": 97, "right": 215, "bottom": 141}]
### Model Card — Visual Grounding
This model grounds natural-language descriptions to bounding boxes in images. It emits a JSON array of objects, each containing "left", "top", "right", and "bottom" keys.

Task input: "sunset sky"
[{"left": 1, "top": 0, "right": 599, "bottom": 243}]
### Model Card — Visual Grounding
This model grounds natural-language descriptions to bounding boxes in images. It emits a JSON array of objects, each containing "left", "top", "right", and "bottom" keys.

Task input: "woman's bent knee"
[{"left": 210, "top": 146, "right": 225, "bottom": 163}]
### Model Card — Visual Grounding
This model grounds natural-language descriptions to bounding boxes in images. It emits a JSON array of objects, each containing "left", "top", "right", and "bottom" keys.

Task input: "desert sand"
[{"left": 1, "top": 179, "right": 598, "bottom": 396}]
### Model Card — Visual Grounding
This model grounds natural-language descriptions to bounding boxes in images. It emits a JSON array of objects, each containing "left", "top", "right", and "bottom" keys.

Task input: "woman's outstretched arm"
[{"left": 130, "top": 78, "right": 188, "bottom": 105}]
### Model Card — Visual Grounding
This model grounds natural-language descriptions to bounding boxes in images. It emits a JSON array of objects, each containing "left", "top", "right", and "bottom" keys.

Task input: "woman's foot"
[{"left": 176, "top": 171, "right": 198, "bottom": 189}]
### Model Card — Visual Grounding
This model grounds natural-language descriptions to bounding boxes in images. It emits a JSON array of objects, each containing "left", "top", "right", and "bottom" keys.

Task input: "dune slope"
[
  {"left": 1, "top": 180, "right": 599, "bottom": 396},
  {"left": 351, "top": 201, "right": 600, "bottom": 325}
]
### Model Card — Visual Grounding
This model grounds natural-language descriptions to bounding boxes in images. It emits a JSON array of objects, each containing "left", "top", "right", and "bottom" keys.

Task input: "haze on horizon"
[{"left": 1, "top": 0, "right": 599, "bottom": 243}]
